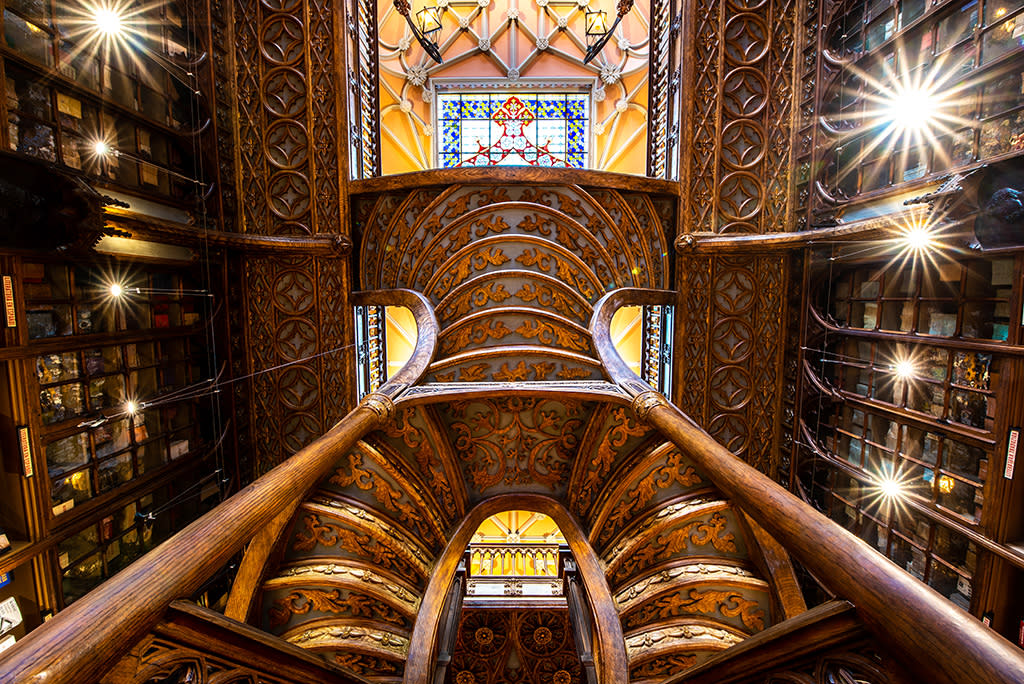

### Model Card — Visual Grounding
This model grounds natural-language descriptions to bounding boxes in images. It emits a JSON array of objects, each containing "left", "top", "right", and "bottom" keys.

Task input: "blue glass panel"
[
  {"left": 442, "top": 153, "right": 460, "bottom": 168},
  {"left": 567, "top": 97, "right": 587, "bottom": 119},
  {"left": 441, "top": 98, "right": 460, "bottom": 120},
  {"left": 442, "top": 121, "right": 460, "bottom": 153},
  {"left": 536, "top": 97, "right": 564, "bottom": 118},
  {"left": 462, "top": 96, "right": 490, "bottom": 119}
]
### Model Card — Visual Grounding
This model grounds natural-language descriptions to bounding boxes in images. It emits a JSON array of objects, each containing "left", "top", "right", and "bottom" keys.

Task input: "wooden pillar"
[{"left": 0, "top": 392, "right": 395, "bottom": 684}]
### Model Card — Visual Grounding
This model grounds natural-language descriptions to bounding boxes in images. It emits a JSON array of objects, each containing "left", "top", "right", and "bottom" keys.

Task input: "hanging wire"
[
  {"left": 809, "top": 243, "right": 838, "bottom": 509},
  {"left": 177, "top": 0, "right": 231, "bottom": 504}
]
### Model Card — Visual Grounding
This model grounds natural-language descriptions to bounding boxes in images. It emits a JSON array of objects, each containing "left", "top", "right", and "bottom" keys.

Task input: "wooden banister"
[
  {"left": 591, "top": 287, "right": 1024, "bottom": 684},
  {"left": 0, "top": 397, "right": 388, "bottom": 684},
  {"left": 0, "top": 289, "right": 439, "bottom": 684},
  {"left": 224, "top": 288, "right": 437, "bottom": 622}
]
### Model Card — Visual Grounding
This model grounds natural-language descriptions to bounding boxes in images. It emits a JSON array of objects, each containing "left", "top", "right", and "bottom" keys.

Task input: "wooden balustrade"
[{"left": 591, "top": 288, "right": 1024, "bottom": 684}]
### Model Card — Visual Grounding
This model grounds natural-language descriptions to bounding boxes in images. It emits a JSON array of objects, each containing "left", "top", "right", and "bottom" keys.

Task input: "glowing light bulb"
[
  {"left": 886, "top": 89, "right": 937, "bottom": 131},
  {"left": 109, "top": 282, "right": 124, "bottom": 297},
  {"left": 878, "top": 476, "right": 905, "bottom": 500},
  {"left": 902, "top": 226, "right": 933, "bottom": 252},
  {"left": 93, "top": 7, "right": 124, "bottom": 36},
  {"left": 125, "top": 400, "right": 138, "bottom": 415},
  {"left": 93, "top": 140, "right": 111, "bottom": 157},
  {"left": 893, "top": 359, "right": 916, "bottom": 380}
]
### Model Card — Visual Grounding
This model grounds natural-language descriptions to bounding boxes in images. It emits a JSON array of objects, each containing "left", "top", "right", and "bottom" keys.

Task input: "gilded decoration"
[
  {"left": 328, "top": 448, "right": 443, "bottom": 550},
  {"left": 443, "top": 398, "right": 591, "bottom": 497},
  {"left": 623, "top": 587, "right": 767, "bottom": 633},
  {"left": 609, "top": 510, "right": 743, "bottom": 586},
  {"left": 382, "top": 408, "right": 465, "bottom": 523},
  {"left": 571, "top": 407, "right": 652, "bottom": 518},
  {"left": 598, "top": 450, "right": 705, "bottom": 545},
  {"left": 266, "top": 587, "right": 412, "bottom": 631},
  {"left": 289, "top": 513, "right": 426, "bottom": 585},
  {"left": 359, "top": 186, "right": 670, "bottom": 312}
]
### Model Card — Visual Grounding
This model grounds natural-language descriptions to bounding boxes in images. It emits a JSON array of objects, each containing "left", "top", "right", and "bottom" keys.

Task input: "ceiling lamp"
[
  {"left": 584, "top": 0, "right": 634, "bottom": 64},
  {"left": 394, "top": 0, "right": 444, "bottom": 64}
]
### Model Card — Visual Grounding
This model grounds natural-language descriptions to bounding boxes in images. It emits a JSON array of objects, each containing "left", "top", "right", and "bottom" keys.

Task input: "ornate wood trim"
[
  {"left": 102, "top": 600, "right": 364, "bottom": 684},
  {"left": 349, "top": 168, "right": 681, "bottom": 196}
]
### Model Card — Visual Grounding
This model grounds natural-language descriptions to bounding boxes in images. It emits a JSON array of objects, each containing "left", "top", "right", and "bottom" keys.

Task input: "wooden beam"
[
  {"left": 348, "top": 167, "right": 681, "bottom": 196},
  {"left": 590, "top": 287, "right": 1024, "bottom": 684}
]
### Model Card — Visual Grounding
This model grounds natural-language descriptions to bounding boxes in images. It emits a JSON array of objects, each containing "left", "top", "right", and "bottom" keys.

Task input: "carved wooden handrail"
[
  {"left": 224, "top": 288, "right": 439, "bottom": 622},
  {"left": 591, "top": 287, "right": 1024, "bottom": 684},
  {"left": 0, "top": 291, "right": 440, "bottom": 684}
]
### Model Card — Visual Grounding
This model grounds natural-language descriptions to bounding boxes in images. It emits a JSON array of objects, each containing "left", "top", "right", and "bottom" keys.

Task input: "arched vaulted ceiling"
[{"left": 230, "top": 183, "right": 800, "bottom": 684}]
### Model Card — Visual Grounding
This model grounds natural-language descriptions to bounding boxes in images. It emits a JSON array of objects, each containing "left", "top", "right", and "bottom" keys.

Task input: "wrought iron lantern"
[
  {"left": 583, "top": 0, "right": 634, "bottom": 64},
  {"left": 393, "top": 0, "right": 444, "bottom": 63}
]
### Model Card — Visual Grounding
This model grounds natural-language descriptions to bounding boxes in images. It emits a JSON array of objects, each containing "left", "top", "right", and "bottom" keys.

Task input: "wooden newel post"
[
  {"left": 0, "top": 392, "right": 396, "bottom": 684},
  {"left": 563, "top": 556, "right": 598, "bottom": 684},
  {"left": 626, "top": 389, "right": 1024, "bottom": 684}
]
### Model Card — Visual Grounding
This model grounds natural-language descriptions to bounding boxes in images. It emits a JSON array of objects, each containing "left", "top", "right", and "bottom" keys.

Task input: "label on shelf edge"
[
  {"left": 0, "top": 596, "right": 22, "bottom": 636},
  {"left": 1006, "top": 428, "right": 1019, "bottom": 480},
  {"left": 0, "top": 634, "right": 15, "bottom": 653},
  {"left": 18, "top": 427, "right": 32, "bottom": 478},
  {"left": 3, "top": 276, "right": 15, "bottom": 327}
]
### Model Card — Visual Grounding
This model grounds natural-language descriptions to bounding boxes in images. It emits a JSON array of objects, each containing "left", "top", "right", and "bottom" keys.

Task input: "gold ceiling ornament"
[
  {"left": 534, "top": 626, "right": 553, "bottom": 645},
  {"left": 475, "top": 626, "right": 495, "bottom": 645}
]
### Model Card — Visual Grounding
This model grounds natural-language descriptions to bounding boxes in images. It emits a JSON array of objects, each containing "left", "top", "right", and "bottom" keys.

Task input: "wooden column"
[{"left": 0, "top": 392, "right": 395, "bottom": 684}]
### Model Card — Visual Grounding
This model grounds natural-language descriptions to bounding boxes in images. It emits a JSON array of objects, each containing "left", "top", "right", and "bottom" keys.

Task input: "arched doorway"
[{"left": 404, "top": 495, "right": 627, "bottom": 684}]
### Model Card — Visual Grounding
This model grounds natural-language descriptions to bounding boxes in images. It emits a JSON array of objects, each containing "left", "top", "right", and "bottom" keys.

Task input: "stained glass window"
[{"left": 439, "top": 92, "right": 589, "bottom": 168}]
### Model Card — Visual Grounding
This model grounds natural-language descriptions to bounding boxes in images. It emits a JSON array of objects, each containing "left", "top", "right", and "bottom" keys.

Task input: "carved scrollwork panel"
[
  {"left": 447, "top": 610, "right": 583, "bottom": 684},
  {"left": 439, "top": 398, "right": 593, "bottom": 500}
]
